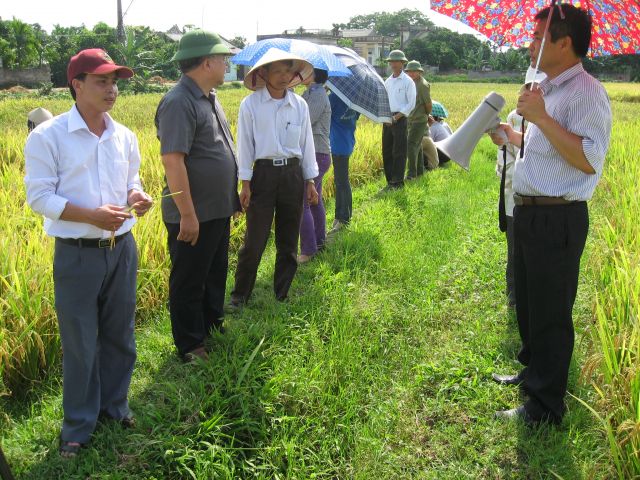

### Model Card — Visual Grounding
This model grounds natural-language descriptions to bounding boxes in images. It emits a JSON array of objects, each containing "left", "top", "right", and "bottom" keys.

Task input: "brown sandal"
[
  {"left": 183, "top": 346, "right": 209, "bottom": 363},
  {"left": 59, "top": 439, "right": 84, "bottom": 458}
]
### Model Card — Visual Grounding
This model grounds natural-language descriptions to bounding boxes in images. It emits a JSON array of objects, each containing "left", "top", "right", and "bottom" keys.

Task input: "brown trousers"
[{"left": 231, "top": 163, "right": 304, "bottom": 302}]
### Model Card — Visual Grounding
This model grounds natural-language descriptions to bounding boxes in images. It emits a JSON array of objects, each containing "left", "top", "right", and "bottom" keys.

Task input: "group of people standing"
[
  {"left": 23, "top": 2, "right": 611, "bottom": 459},
  {"left": 23, "top": 29, "right": 362, "bottom": 457}
]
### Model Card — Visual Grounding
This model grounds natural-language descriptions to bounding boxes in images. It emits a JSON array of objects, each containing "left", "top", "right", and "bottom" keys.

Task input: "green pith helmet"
[
  {"left": 386, "top": 50, "right": 408, "bottom": 63},
  {"left": 405, "top": 60, "right": 424, "bottom": 72},
  {"left": 172, "top": 29, "right": 232, "bottom": 61}
]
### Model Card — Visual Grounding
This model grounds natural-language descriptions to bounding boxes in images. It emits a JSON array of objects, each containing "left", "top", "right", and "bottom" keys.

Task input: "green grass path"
[{"left": 1, "top": 140, "right": 610, "bottom": 478}]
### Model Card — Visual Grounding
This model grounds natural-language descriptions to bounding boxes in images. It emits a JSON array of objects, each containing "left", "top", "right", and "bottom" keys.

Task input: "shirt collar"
[
  {"left": 390, "top": 71, "right": 409, "bottom": 80},
  {"left": 258, "top": 86, "right": 295, "bottom": 106},
  {"left": 539, "top": 63, "right": 584, "bottom": 93},
  {"left": 68, "top": 104, "right": 115, "bottom": 137},
  {"left": 179, "top": 74, "right": 212, "bottom": 100}
]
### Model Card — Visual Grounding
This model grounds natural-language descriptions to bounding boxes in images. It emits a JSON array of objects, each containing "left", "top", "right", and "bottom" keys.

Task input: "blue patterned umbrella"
[
  {"left": 324, "top": 46, "right": 392, "bottom": 124},
  {"left": 231, "top": 38, "right": 352, "bottom": 77}
]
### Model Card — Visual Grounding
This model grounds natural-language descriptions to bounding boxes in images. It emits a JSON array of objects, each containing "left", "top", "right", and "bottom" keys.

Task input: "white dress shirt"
[
  {"left": 236, "top": 88, "right": 318, "bottom": 181},
  {"left": 384, "top": 71, "right": 417, "bottom": 117},
  {"left": 24, "top": 105, "right": 143, "bottom": 239}
]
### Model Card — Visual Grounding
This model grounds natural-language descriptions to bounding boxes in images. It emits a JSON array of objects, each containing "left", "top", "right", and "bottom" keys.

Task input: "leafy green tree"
[
  {"left": 335, "top": 9, "right": 434, "bottom": 36},
  {"left": 45, "top": 25, "right": 92, "bottom": 86},
  {"left": 228, "top": 36, "right": 247, "bottom": 49},
  {"left": 0, "top": 18, "right": 40, "bottom": 68}
]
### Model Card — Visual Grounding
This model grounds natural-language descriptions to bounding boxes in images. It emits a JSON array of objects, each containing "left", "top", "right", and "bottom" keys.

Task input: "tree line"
[{"left": 1, "top": 9, "right": 638, "bottom": 88}]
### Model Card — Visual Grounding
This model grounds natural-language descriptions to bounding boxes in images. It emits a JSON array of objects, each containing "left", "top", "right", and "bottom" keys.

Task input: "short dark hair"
[
  {"left": 69, "top": 73, "right": 87, "bottom": 100},
  {"left": 178, "top": 55, "right": 210, "bottom": 74},
  {"left": 313, "top": 68, "right": 328, "bottom": 85},
  {"left": 535, "top": 4, "right": 592, "bottom": 57}
]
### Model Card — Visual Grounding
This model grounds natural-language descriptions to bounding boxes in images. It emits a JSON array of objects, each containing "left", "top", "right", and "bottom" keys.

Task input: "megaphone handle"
[{"left": 520, "top": 117, "right": 526, "bottom": 158}]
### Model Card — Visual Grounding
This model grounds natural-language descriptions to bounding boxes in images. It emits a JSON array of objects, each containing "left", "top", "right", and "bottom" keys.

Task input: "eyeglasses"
[{"left": 211, "top": 55, "right": 230, "bottom": 67}]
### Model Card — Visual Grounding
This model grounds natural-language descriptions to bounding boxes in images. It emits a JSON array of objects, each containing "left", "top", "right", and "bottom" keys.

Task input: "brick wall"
[{"left": 0, "top": 65, "right": 52, "bottom": 89}]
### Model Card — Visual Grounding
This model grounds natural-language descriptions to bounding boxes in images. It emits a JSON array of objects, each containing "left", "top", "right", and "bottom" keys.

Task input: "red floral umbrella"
[{"left": 431, "top": 0, "right": 640, "bottom": 56}]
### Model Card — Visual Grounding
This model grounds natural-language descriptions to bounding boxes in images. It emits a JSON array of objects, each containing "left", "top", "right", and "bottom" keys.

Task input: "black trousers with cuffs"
[
  {"left": 165, "top": 217, "right": 230, "bottom": 356},
  {"left": 513, "top": 201, "right": 589, "bottom": 422},
  {"left": 382, "top": 115, "right": 408, "bottom": 186},
  {"left": 232, "top": 163, "right": 304, "bottom": 303}
]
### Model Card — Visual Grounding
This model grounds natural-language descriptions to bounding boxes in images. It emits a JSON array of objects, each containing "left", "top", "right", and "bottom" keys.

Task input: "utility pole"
[{"left": 117, "top": 0, "right": 125, "bottom": 42}]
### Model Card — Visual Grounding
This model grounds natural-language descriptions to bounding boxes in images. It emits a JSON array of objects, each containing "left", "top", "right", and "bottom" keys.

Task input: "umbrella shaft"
[{"left": 530, "top": 0, "right": 557, "bottom": 91}]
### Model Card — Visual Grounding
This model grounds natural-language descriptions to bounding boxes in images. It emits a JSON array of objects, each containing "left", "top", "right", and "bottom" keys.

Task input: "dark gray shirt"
[{"left": 155, "top": 75, "right": 240, "bottom": 223}]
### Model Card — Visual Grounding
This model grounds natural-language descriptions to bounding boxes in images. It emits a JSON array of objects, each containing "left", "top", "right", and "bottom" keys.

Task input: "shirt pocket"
[{"left": 283, "top": 124, "right": 302, "bottom": 149}]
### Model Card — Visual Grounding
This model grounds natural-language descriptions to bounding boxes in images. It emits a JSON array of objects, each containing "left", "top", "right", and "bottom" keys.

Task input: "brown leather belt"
[
  {"left": 255, "top": 157, "right": 300, "bottom": 167},
  {"left": 513, "top": 194, "right": 579, "bottom": 206},
  {"left": 56, "top": 231, "right": 130, "bottom": 248}
]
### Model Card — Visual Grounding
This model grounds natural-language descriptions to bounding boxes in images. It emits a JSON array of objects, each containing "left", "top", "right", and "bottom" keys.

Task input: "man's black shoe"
[
  {"left": 494, "top": 405, "right": 535, "bottom": 425},
  {"left": 491, "top": 372, "right": 523, "bottom": 386}
]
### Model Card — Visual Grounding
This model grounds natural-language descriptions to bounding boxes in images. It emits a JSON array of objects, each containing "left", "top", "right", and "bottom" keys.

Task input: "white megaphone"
[{"left": 435, "top": 91, "right": 506, "bottom": 170}]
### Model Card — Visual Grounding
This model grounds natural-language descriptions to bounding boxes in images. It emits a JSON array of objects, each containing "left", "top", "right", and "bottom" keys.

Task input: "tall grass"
[{"left": 584, "top": 83, "right": 640, "bottom": 478}]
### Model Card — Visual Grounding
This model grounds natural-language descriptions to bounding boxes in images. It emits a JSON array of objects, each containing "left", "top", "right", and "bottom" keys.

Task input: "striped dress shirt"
[{"left": 513, "top": 63, "right": 612, "bottom": 201}]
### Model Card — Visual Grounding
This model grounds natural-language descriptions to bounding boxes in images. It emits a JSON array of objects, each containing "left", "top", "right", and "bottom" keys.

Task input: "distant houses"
[{"left": 257, "top": 28, "right": 396, "bottom": 76}]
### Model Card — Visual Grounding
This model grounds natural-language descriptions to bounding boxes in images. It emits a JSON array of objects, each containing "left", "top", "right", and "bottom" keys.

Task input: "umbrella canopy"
[
  {"left": 324, "top": 46, "right": 393, "bottom": 124},
  {"left": 431, "top": 100, "right": 448, "bottom": 118},
  {"left": 431, "top": 0, "right": 640, "bottom": 57},
  {"left": 232, "top": 38, "right": 352, "bottom": 77}
]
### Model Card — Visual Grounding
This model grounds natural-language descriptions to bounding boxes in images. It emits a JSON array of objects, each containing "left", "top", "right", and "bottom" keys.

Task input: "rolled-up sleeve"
[
  {"left": 236, "top": 98, "right": 256, "bottom": 181},
  {"left": 156, "top": 94, "right": 196, "bottom": 155},
  {"left": 567, "top": 88, "right": 612, "bottom": 175},
  {"left": 299, "top": 101, "right": 319, "bottom": 180},
  {"left": 24, "top": 131, "right": 68, "bottom": 220}
]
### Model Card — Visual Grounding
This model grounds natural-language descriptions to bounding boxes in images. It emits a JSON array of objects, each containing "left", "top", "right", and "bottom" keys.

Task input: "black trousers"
[
  {"left": 514, "top": 202, "right": 589, "bottom": 422},
  {"left": 165, "top": 217, "right": 230, "bottom": 356},
  {"left": 232, "top": 163, "right": 304, "bottom": 303},
  {"left": 382, "top": 116, "right": 408, "bottom": 186}
]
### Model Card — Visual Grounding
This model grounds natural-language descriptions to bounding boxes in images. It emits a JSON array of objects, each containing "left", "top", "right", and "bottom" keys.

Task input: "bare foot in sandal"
[{"left": 59, "top": 440, "right": 83, "bottom": 458}]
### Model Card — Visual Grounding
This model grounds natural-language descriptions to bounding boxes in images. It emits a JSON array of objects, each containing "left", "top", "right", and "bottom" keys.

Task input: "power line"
[{"left": 123, "top": 0, "right": 136, "bottom": 18}]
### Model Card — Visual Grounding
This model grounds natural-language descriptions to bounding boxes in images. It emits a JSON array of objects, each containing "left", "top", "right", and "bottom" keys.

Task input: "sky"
[{"left": 1, "top": 0, "right": 482, "bottom": 43}]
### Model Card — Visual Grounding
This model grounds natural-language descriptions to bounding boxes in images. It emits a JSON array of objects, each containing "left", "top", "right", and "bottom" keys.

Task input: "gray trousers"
[{"left": 54, "top": 233, "right": 137, "bottom": 443}]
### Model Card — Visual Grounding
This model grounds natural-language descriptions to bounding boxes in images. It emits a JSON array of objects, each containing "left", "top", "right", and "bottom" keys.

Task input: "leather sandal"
[{"left": 59, "top": 438, "right": 84, "bottom": 458}]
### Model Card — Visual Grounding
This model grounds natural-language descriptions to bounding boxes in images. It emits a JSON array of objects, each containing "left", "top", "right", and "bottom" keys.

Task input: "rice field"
[{"left": 0, "top": 82, "right": 638, "bottom": 476}]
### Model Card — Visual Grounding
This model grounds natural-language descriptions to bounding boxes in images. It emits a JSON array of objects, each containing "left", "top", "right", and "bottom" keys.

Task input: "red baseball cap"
[{"left": 67, "top": 48, "right": 134, "bottom": 85}]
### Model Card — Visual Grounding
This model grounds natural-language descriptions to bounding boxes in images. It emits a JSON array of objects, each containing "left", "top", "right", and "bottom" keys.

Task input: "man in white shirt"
[
  {"left": 382, "top": 50, "right": 416, "bottom": 190},
  {"left": 24, "top": 48, "right": 152, "bottom": 457},
  {"left": 229, "top": 49, "right": 318, "bottom": 308}
]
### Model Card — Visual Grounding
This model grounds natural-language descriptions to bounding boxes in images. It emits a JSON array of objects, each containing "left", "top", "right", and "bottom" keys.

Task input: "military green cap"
[
  {"left": 405, "top": 60, "right": 424, "bottom": 72},
  {"left": 172, "top": 29, "right": 232, "bottom": 61},
  {"left": 386, "top": 50, "right": 408, "bottom": 62}
]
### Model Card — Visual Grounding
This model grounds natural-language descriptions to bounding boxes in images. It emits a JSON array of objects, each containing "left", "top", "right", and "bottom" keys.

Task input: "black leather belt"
[
  {"left": 56, "top": 231, "right": 130, "bottom": 248},
  {"left": 255, "top": 158, "right": 300, "bottom": 167},
  {"left": 514, "top": 194, "right": 580, "bottom": 206}
]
